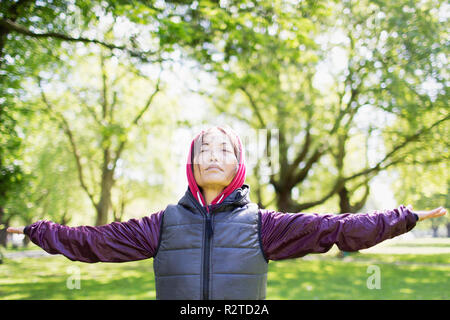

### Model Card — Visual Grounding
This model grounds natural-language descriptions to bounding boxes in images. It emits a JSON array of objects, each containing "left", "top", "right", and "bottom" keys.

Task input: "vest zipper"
[
  {"left": 182, "top": 187, "right": 252, "bottom": 299},
  {"left": 203, "top": 212, "right": 212, "bottom": 300},
  {"left": 188, "top": 191, "right": 213, "bottom": 300}
]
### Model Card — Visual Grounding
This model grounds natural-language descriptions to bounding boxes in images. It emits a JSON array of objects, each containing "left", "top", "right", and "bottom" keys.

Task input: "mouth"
[{"left": 206, "top": 165, "right": 223, "bottom": 171}]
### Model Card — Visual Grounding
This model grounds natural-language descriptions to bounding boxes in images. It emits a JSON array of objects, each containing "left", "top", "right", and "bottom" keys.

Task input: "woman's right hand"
[{"left": 6, "top": 227, "right": 25, "bottom": 234}]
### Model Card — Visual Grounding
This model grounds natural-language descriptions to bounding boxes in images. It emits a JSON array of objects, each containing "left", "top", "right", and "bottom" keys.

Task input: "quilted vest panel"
[{"left": 153, "top": 202, "right": 268, "bottom": 300}]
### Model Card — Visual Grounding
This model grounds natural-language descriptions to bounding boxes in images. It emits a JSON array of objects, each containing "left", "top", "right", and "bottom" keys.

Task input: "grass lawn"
[{"left": 1, "top": 238, "right": 449, "bottom": 300}]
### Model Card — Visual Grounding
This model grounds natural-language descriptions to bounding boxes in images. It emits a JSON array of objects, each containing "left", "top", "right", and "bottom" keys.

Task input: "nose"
[{"left": 208, "top": 148, "right": 221, "bottom": 162}]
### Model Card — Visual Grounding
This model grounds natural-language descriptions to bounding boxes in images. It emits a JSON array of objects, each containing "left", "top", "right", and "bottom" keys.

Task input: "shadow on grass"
[
  {"left": 266, "top": 257, "right": 449, "bottom": 300},
  {"left": 0, "top": 257, "right": 156, "bottom": 300},
  {"left": 1, "top": 275, "right": 156, "bottom": 300},
  {"left": 1, "top": 252, "right": 449, "bottom": 300}
]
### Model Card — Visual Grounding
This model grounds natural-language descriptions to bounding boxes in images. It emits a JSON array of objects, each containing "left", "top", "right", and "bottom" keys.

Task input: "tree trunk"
[
  {"left": 446, "top": 223, "right": 450, "bottom": 238},
  {"left": 431, "top": 226, "right": 439, "bottom": 238},
  {"left": 338, "top": 186, "right": 352, "bottom": 213},
  {"left": 277, "top": 188, "right": 293, "bottom": 213},
  {"left": 113, "top": 195, "right": 125, "bottom": 222},
  {"left": 0, "top": 207, "right": 10, "bottom": 247},
  {"left": 337, "top": 186, "right": 354, "bottom": 258},
  {"left": 22, "top": 235, "right": 30, "bottom": 247},
  {"left": 95, "top": 159, "right": 114, "bottom": 226},
  {"left": 0, "top": 228, "right": 7, "bottom": 247},
  {"left": 59, "top": 210, "right": 71, "bottom": 226},
  {"left": 96, "top": 190, "right": 112, "bottom": 226}
]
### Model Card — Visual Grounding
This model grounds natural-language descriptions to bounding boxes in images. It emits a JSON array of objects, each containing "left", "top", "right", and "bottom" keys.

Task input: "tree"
[
  {"left": 2, "top": 0, "right": 279, "bottom": 226},
  {"left": 1, "top": 0, "right": 224, "bottom": 226},
  {"left": 189, "top": 0, "right": 449, "bottom": 214},
  {"left": 390, "top": 151, "right": 449, "bottom": 237},
  {"left": 0, "top": 0, "right": 99, "bottom": 235},
  {"left": 34, "top": 41, "right": 168, "bottom": 225}
]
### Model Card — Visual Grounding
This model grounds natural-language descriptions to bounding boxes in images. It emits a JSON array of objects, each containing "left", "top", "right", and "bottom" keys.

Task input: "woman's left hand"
[
  {"left": 406, "top": 205, "right": 447, "bottom": 222},
  {"left": 6, "top": 227, "right": 25, "bottom": 234}
]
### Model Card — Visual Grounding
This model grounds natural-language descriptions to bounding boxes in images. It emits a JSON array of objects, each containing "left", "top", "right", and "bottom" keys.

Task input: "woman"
[{"left": 7, "top": 126, "right": 447, "bottom": 300}]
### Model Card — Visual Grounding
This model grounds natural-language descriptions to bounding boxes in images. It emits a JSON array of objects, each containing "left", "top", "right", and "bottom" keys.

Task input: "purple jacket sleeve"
[
  {"left": 260, "top": 205, "right": 417, "bottom": 261},
  {"left": 24, "top": 210, "right": 164, "bottom": 263}
]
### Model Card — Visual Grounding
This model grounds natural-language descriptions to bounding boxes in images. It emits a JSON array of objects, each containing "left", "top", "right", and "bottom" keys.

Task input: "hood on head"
[{"left": 185, "top": 128, "right": 246, "bottom": 208}]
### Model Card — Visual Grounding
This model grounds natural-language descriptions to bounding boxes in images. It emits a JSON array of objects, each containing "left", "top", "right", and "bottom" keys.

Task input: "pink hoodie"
[{"left": 186, "top": 129, "right": 246, "bottom": 213}]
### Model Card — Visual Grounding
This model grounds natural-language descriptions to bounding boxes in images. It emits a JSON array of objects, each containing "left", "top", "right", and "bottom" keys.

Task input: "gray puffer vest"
[{"left": 153, "top": 184, "right": 268, "bottom": 300}]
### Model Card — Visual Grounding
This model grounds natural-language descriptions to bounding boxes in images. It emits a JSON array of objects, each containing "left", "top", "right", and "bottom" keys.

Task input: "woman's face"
[{"left": 193, "top": 130, "right": 239, "bottom": 190}]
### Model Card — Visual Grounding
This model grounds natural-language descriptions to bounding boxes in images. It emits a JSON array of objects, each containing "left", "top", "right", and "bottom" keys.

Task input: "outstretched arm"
[
  {"left": 7, "top": 210, "right": 164, "bottom": 263},
  {"left": 260, "top": 205, "right": 447, "bottom": 261},
  {"left": 407, "top": 205, "right": 447, "bottom": 221}
]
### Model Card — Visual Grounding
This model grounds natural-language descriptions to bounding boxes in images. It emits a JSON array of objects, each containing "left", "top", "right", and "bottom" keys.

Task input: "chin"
[
  {"left": 200, "top": 177, "right": 230, "bottom": 188},
  {"left": 203, "top": 179, "right": 228, "bottom": 187}
]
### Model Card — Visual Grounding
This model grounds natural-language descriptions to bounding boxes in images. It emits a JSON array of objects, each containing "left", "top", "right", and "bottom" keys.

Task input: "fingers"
[
  {"left": 415, "top": 207, "right": 447, "bottom": 221},
  {"left": 434, "top": 207, "right": 447, "bottom": 217},
  {"left": 6, "top": 227, "right": 25, "bottom": 234},
  {"left": 425, "top": 207, "right": 447, "bottom": 220}
]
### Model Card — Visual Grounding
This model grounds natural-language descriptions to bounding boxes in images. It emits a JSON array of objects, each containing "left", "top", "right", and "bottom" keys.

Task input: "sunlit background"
[{"left": 0, "top": 0, "right": 448, "bottom": 300}]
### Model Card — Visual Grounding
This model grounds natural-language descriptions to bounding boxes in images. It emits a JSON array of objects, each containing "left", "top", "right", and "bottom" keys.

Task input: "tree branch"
[
  {"left": 291, "top": 178, "right": 345, "bottom": 212},
  {"left": 350, "top": 182, "right": 370, "bottom": 212},
  {"left": 288, "top": 145, "right": 328, "bottom": 189},
  {"left": 0, "top": 18, "right": 162, "bottom": 63},
  {"left": 111, "top": 69, "right": 163, "bottom": 173},
  {"left": 67, "top": 87, "right": 102, "bottom": 126},
  {"left": 343, "top": 114, "right": 450, "bottom": 182},
  {"left": 37, "top": 77, "right": 97, "bottom": 209},
  {"left": 285, "top": 120, "right": 313, "bottom": 181},
  {"left": 239, "top": 85, "right": 266, "bottom": 127},
  {"left": 289, "top": 115, "right": 449, "bottom": 211},
  {"left": 100, "top": 52, "right": 109, "bottom": 120}
]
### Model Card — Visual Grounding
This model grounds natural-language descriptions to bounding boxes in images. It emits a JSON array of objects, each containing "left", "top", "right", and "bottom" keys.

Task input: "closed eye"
[{"left": 200, "top": 149, "right": 231, "bottom": 152}]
